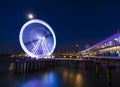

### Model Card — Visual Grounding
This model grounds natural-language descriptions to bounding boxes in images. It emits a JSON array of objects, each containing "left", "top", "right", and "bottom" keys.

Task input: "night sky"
[{"left": 0, "top": 0, "right": 120, "bottom": 54}]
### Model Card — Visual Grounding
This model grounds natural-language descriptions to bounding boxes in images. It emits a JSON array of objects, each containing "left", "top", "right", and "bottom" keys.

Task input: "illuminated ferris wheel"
[{"left": 19, "top": 19, "right": 56, "bottom": 58}]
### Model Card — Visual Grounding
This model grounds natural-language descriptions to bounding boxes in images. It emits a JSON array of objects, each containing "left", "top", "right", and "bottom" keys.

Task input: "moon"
[{"left": 28, "top": 13, "right": 34, "bottom": 19}]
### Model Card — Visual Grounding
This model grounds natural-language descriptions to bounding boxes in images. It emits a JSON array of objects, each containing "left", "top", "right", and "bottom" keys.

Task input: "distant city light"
[
  {"left": 28, "top": 13, "right": 34, "bottom": 19},
  {"left": 76, "top": 45, "right": 79, "bottom": 47}
]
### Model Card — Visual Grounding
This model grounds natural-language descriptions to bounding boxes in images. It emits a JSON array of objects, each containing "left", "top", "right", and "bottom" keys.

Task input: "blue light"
[
  {"left": 19, "top": 19, "right": 56, "bottom": 58},
  {"left": 18, "top": 72, "right": 59, "bottom": 87}
]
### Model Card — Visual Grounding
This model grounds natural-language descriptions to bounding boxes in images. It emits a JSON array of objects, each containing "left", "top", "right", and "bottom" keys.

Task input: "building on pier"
[{"left": 81, "top": 32, "right": 120, "bottom": 57}]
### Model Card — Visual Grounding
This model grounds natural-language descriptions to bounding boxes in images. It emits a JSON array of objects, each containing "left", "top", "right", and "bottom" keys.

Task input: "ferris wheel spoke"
[
  {"left": 40, "top": 37, "right": 48, "bottom": 55},
  {"left": 44, "top": 39, "right": 51, "bottom": 53},
  {"left": 42, "top": 38, "right": 50, "bottom": 54},
  {"left": 31, "top": 39, "right": 42, "bottom": 54},
  {"left": 42, "top": 41, "right": 46, "bottom": 55}
]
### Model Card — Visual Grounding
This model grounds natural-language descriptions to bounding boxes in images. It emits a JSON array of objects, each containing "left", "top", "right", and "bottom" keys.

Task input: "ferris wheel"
[{"left": 19, "top": 19, "right": 56, "bottom": 58}]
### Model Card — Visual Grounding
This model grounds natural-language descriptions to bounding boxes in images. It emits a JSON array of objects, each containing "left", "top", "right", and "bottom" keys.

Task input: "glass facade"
[{"left": 81, "top": 32, "right": 120, "bottom": 57}]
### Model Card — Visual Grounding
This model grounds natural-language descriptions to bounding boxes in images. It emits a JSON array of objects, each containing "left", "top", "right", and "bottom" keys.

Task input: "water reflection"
[
  {"left": 69, "top": 72, "right": 74, "bottom": 81},
  {"left": 18, "top": 71, "right": 60, "bottom": 87},
  {"left": 17, "top": 69, "right": 84, "bottom": 87},
  {"left": 63, "top": 70, "right": 68, "bottom": 81},
  {"left": 63, "top": 70, "right": 83, "bottom": 87},
  {"left": 75, "top": 73, "right": 83, "bottom": 87},
  {"left": 9, "top": 63, "right": 14, "bottom": 71},
  {"left": 1, "top": 61, "right": 119, "bottom": 87}
]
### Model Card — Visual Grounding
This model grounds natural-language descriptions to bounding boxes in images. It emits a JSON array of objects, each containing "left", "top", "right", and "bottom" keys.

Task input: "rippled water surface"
[{"left": 0, "top": 62, "right": 120, "bottom": 87}]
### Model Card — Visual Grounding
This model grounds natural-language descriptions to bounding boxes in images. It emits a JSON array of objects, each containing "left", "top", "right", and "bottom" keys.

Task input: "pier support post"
[
  {"left": 95, "top": 58, "right": 99, "bottom": 76},
  {"left": 106, "top": 59, "right": 112, "bottom": 86}
]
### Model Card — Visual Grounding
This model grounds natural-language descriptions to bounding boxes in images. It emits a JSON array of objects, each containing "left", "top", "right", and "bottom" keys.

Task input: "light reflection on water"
[
  {"left": 63, "top": 70, "right": 83, "bottom": 87},
  {"left": 75, "top": 73, "right": 83, "bottom": 87},
  {"left": 1, "top": 62, "right": 120, "bottom": 87},
  {"left": 9, "top": 63, "right": 14, "bottom": 71},
  {"left": 18, "top": 71, "right": 60, "bottom": 87},
  {"left": 17, "top": 69, "right": 84, "bottom": 87}
]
